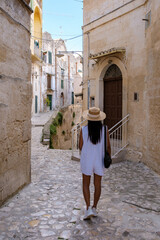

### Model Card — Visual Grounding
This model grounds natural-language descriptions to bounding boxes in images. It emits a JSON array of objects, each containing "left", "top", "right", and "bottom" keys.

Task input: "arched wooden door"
[{"left": 104, "top": 64, "right": 122, "bottom": 129}]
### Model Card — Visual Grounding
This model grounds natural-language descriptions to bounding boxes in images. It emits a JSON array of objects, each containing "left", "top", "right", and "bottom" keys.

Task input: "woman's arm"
[
  {"left": 107, "top": 129, "right": 111, "bottom": 157},
  {"left": 79, "top": 128, "right": 83, "bottom": 151}
]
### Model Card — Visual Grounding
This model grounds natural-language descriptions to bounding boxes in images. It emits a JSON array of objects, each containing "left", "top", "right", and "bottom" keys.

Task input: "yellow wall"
[
  {"left": 30, "top": 0, "right": 42, "bottom": 52},
  {"left": 34, "top": 6, "right": 42, "bottom": 48}
]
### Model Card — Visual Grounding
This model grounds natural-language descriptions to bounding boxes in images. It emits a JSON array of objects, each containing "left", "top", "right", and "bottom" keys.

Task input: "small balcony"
[{"left": 32, "top": 40, "right": 43, "bottom": 63}]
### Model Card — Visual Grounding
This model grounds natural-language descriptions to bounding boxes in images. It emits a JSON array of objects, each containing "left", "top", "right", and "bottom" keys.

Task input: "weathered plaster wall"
[
  {"left": 0, "top": 0, "right": 32, "bottom": 206},
  {"left": 144, "top": 0, "right": 160, "bottom": 173},
  {"left": 51, "top": 105, "right": 82, "bottom": 149},
  {"left": 83, "top": 0, "right": 132, "bottom": 26},
  {"left": 83, "top": 0, "right": 160, "bottom": 173}
]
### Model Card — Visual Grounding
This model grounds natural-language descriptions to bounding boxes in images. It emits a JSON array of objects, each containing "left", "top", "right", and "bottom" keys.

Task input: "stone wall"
[
  {"left": 0, "top": 0, "right": 32, "bottom": 206},
  {"left": 83, "top": 0, "right": 131, "bottom": 25},
  {"left": 82, "top": 0, "right": 160, "bottom": 174},
  {"left": 51, "top": 105, "right": 82, "bottom": 150},
  {"left": 144, "top": 0, "right": 160, "bottom": 173}
]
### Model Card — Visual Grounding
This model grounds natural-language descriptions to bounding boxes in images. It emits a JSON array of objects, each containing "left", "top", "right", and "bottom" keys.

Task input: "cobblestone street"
[{"left": 0, "top": 114, "right": 160, "bottom": 240}]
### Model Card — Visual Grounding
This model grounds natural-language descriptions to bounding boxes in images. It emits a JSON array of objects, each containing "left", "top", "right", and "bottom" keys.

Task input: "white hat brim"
[{"left": 83, "top": 110, "right": 106, "bottom": 121}]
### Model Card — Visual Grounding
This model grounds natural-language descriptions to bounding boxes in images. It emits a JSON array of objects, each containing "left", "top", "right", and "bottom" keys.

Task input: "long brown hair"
[{"left": 88, "top": 120, "right": 102, "bottom": 144}]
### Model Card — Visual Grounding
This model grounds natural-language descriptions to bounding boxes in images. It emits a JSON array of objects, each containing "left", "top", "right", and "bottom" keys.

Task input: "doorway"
[
  {"left": 103, "top": 64, "right": 122, "bottom": 129},
  {"left": 35, "top": 95, "right": 38, "bottom": 113},
  {"left": 47, "top": 95, "right": 52, "bottom": 110}
]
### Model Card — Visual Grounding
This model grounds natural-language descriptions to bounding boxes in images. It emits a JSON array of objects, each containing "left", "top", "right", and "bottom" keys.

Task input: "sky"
[{"left": 43, "top": 0, "right": 83, "bottom": 52}]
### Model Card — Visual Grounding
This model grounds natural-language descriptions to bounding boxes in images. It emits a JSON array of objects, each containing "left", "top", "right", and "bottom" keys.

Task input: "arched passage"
[
  {"left": 34, "top": 6, "right": 42, "bottom": 48},
  {"left": 103, "top": 64, "right": 122, "bottom": 128}
]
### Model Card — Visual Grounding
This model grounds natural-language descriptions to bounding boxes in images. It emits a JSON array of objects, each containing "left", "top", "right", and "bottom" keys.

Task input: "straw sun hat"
[{"left": 83, "top": 107, "right": 106, "bottom": 121}]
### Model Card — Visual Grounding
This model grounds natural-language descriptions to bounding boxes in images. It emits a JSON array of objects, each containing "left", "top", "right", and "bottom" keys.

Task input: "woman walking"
[{"left": 79, "top": 107, "right": 111, "bottom": 220}]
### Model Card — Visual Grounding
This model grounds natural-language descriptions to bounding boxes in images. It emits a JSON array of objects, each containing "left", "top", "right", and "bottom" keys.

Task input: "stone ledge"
[{"left": 19, "top": 0, "right": 33, "bottom": 13}]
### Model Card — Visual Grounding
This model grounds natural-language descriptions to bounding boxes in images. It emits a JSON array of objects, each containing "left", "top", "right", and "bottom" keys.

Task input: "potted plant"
[{"left": 44, "top": 97, "right": 50, "bottom": 112}]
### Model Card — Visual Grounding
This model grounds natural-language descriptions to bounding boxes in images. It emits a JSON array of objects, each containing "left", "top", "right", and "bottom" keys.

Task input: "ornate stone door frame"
[{"left": 96, "top": 56, "right": 128, "bottom": 119}]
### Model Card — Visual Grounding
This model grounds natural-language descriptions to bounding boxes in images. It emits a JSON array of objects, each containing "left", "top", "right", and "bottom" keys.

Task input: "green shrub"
[
  {"left": 57, "top": 112, "right": 63, "bottom": 126},
  {"left": 71, "top": 121, "right": 75, "bottom": 126},
  {"left": 44, "top": 97, "right": 50, "bottom": 106},
  {"left": 50, "top": 124, "right": 57, "bottom": 135},
  {"left": 52, "top": 118, "right": 58, "bottom": 126},
  {"left": 49, "top": 135, "right": 54, "bottom": 149},
  {"left": 73, "top": 112, "right": 75, "bottom": 118}
]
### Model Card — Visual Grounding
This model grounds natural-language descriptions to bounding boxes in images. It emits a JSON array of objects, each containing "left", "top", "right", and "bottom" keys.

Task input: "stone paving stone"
[{"left": 0, "top": 123, "right": 160, "bottom": 239}]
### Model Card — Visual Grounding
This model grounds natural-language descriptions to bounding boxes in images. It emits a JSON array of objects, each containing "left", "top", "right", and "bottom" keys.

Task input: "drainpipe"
[{"left": 55, "top": 48, "right": 57, "bottom": 106}]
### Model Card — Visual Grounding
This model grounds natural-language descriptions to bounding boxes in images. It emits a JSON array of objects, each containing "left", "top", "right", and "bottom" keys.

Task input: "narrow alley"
[{"left": 0, "top": 113, "right": 160, "bottom": 240}]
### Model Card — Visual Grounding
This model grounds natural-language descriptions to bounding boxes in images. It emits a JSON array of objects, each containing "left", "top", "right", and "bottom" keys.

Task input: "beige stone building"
[
  {"left": 73, "top": 55, "right": 83, "bottom": 105},
  {"left": 0, "top": 0, "right": 32, "bottom": 206},
  {"left": 42, "top": 32, "right": 83, "bottom": 110},
  {"left": 83, "top": 0, "right": 160, "bottom": 173},
  {"left": 30, "top": 0, "right": 43, "bottom": 114}
]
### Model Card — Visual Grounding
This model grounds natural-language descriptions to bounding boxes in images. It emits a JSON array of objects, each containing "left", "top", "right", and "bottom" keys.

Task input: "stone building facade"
[
  {"left": 30, "top": 0, "right": 43, "bottom": 114},
  {"left": 0, "top": 0, "right": 32, "bottom": 206},
  {"left": 73, "top": 56, "right": 83, "bottom": 105},
  {"left": 83, "top": 0, "right": 160, "bottom": 174},
  {"left": 42, "top": 32, "right": 82, "bottom": 110}
]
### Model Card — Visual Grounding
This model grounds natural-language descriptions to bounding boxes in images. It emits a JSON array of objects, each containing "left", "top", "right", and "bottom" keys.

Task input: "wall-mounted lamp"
[{"left": 56, "top": 51, "right": 83, "bottom": 63}]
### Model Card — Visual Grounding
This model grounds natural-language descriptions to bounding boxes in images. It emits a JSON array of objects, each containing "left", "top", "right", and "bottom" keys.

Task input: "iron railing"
[
  {"left": 109, "top": 114, "right": 130, "bottom": 157},
  {"left": 71, "top": 114, "right": 129, "bottom": 160}
]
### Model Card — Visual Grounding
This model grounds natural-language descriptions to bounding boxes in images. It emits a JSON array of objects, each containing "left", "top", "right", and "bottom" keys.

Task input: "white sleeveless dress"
[{"left": 80, "top": 125, "right": 107, "bottom": 176}]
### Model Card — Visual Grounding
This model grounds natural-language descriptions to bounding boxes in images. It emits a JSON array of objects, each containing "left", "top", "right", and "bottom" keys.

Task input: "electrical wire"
[
  {"left": 31, "top": 34, "right": 82, "bottom": 42},
  {"left": 34, "top": 30, "right": 80, "bottom": 37}
]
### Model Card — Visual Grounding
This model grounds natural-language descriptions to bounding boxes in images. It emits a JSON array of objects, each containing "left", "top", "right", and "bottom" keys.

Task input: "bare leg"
[
  {"left": 82, "top": 174, "right": 91, "bottom": 210},
  {"left": 93, "top": 173, "right": 102, "bottom": 208}
]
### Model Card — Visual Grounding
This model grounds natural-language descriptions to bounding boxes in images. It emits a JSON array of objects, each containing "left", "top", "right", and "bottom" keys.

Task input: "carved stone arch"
[
  {"left": 96, "top": 56, "right": 128, "bottom": 119},
  {"left": 34, "top": 6, "right": 42, "bottom": 24},
  {"left": 34, "top": 6, "right": 42, "bottom": 47}
]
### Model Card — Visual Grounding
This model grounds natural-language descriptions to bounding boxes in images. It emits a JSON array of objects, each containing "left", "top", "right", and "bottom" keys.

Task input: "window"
[
  {"left": 48, "top": 51, "right": 52, "bottom": 64},
  {"left": 47, "top": 74, "right": 51, "bottom": 89},
  {"left": 72, "top": 92, "right": 74, "bottom": 104},
  {"left": 34, "top": 40, "right": 39, "bottom": 48},
  {"left": 61, "top": 69, "right": 64, "bottom": 89},
  {"left": 61, "top": 80, "right": 64, "bottom": 89},
  {"left": 61, "top": 68, "right": 65, "bottom": 77}
]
